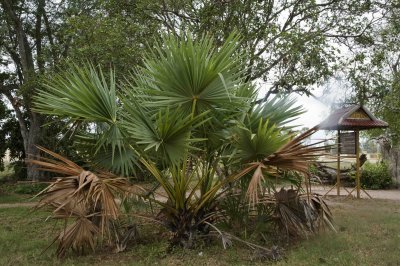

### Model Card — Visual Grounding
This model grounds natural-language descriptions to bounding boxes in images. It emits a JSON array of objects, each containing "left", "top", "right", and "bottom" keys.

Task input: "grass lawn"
[
  {"left": 0, "top": 193, "right": 32, "bottom": 204},
  {"left": 0, "top": 197, "right": 399, "bottom": 265}
]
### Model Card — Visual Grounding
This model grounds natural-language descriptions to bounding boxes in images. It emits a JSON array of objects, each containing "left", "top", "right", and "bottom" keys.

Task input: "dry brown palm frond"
[
  {"left": 272, "top": 188, "right": 336, "bottom": 238},
  {"left": 308, "top": 194, "right": 336, "bottom": 232},
  {"left": 56, "top": 216, "right": 99, "bottom": 258},
  {"left": 28, "top": 146, "right": 132, "bottom": 257},
  {"left": 264, "top": 127, "right": 326, "bottom": 173},
  {"left": 243, "top": 126, "right": 327, "bottom": 206},
  {"left": 245, "top": 162, "right": 266, "bottom": 205}
]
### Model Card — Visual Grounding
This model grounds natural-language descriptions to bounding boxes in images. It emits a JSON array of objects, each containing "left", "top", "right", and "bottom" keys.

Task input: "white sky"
[
  {"left": 284, "top": 79, "right": 348, "bottom": 142},
  {"left": 293, "top": 92, "right": 330, "bottom": 129},
  {"left": 292, "top": 90, "right": 332, "bottom": 142}
]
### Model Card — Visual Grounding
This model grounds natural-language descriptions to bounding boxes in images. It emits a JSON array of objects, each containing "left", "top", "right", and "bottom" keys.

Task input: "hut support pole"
[
  {"left": 337, "top": 130, "right": 341, "bottom": 196},
  {"left": 356, "top": 130, "right": 361, "bottom": 199}
]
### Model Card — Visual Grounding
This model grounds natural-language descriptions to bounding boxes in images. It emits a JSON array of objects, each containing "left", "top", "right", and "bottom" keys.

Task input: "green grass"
[
  {"left": 0, "top": 198, "right": 399, "bottom": 265},
  {"left": 276, "top": 198, "right": 400, "bottom": 266},
  {"left": 0, "top": 193, "right": 33, "bottom": 204},
  {"left": 0, "top": 183, "right": 43, "bottom": 204}
]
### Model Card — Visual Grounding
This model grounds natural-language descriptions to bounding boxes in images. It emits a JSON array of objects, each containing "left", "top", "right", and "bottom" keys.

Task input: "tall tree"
[
  {"left": 343, "top": 0, "right": 400, "bottom": 136},
  {"left": 0, "top": 0, "right": 160, "bottom": 179},
  {"left": 0, "top": 0, "right": 46, "bottom": 180}
]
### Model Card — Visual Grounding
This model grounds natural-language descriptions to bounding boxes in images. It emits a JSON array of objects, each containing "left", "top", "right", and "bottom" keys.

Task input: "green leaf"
[{"left": 34, "top": 63, "right": 118, "bottom": 124}]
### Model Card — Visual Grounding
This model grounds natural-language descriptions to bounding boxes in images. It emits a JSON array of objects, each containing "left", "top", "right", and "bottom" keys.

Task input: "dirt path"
[
  {"left": 310, "top": 185, "right": 400, "bottom": 201},
  {"left": 0, "top": 202, "right": 36, "bottom": 208},
  {"left": 0, "top": 186, "right": 399, "bottom": 209}
]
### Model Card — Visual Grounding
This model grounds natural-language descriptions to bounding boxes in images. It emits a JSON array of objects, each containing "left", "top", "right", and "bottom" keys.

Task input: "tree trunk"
[
  {"left": 26, "top": 112, "right": 43, "bottom": 181},
  {"left": 380, "top": 140, "right": 400, "bottom": 186},
  {"left": 1, "top": 0, "right": 45, "bottom": 181}
]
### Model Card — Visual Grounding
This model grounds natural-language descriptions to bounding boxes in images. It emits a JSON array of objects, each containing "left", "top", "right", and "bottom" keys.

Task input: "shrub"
[
  {"left": 13, "top": 183, "right": 48, "bottom": 195},
  {"left": 361, "top": 162, "right": 393, "bottom": 189}
]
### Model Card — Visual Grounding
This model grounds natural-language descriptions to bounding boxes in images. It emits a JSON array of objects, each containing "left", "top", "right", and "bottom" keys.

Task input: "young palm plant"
[{"left": 33, "top": 32, "right": 330, "bottom": 256}]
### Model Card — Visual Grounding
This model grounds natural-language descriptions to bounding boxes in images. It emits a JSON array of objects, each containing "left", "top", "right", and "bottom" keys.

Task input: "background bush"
[
  {"left": 361, "top": 162, "right": 393, "bottom": 189},
  {"left": 1, "top": 183, "right": 48, "bottom": 195}
]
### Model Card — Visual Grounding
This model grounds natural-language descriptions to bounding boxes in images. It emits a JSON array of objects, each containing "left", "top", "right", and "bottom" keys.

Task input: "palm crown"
[{"left": 35, "top": 33, "right": 304, "bottom": 176}]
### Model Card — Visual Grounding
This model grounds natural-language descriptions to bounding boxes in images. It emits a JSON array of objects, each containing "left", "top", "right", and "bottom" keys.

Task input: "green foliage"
[
  {"left": 36, "top": 64, "right": 118, "bottom": 123},
  {"left": 343, "top": 3, "right": 400, "bottom": 145},
  {"left": 361, "top": 162, "right": 393, "bottom": 189},
  {"left": 233, "top": 120, "right": 289, "bottom": 162},
  {"left": 9, "top": 161, "right": 27, "bottom": 180},
  {"left": 12, "top": 183, "right": 48, "bottom": 195},
  {"left": 64, "top": 0, "right": 160, "bottom": 76},
  {"left": 0, "top": 182, "right": 47, "bottom": 195},
  {"left": 132, "top": 33, "right": 246, "bottom": 115},
  {"left": 0, "top": 97, "right": 25, "bottom": 174}
]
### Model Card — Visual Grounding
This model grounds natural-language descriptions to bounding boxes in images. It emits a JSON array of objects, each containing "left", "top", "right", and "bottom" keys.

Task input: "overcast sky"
[{"left": 284, "top": 78, "right": 349, "bottom": 142}]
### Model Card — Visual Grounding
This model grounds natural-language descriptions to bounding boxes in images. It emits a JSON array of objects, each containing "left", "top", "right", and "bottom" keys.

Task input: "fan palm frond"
[
  {"left": 234, "top": 127, "right": 325, "bottom": 205},
  {"left": 234, "top": 119, "right": 290, "bottom": 163},
  {"left": 75, "top": 127, "right": 140, "bottom": 177},
  {"left": 248, "top": 96, "right": 304, "bottom": 130},
  {"left": 121, "top": 99, "right": 210, "bottom": 165},
  {"left": 28, "top": 146, "right": 132, "bottom": 257},
  {"left": 131, "top": 32, "right": 248, "bottom": 116},
  {"left": 35, "top": 64, "right": 118, "bottom": 123}
]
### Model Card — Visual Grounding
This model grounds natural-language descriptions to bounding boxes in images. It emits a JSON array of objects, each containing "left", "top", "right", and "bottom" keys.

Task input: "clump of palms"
[{"left": 33, "top": 32, "right": 331, "bottom": 257}]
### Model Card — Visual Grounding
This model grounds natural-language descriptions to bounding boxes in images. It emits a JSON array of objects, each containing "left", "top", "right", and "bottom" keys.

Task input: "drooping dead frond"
[
  {"left": 310, "top": 194, "right": 336, "bottom": 232},
  {"left": 245, "top": 126, "right": 326, "bottom": 205},
  {"left": 272, "top": 188, "right": 336, "bottom": 238},
  {"left": 245, "top": 162, "right": 266, "bottom": 205},
  {"left": 264, "top": 126, "right": 325, "bottom": 173},
  {"left": 28, "top": 146, "right": 131, "bottom": 257},
  {"left": 56, "top": 215, "right": 99, "bottom": 257}
]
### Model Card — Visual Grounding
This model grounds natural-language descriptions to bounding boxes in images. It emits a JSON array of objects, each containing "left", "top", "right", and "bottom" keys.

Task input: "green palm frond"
[
  {"left": 247, "top": 96, "right": 304, "bottom": 131},
  {"left": 233, "top": 127, "right": 325, "bottom": 205},
  {"left": 121, "top": 99, "right": 209, "bottom": 165},
  {"left": 75, "top": 133, "right": 139, "bottom": 177},
  {"left": 233, "top": 119, "right": 290, "bottom": 163},
  {"left": 35, "top": 64, "right": 118, "bottom": 123},
  {"left": 130, "top": 32, "right": 248, "bottom": 116}
]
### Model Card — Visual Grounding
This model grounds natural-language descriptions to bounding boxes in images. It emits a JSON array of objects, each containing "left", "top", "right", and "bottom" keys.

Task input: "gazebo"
[{"left": 318, "top": 105, "right": 388, "bottom": 199}]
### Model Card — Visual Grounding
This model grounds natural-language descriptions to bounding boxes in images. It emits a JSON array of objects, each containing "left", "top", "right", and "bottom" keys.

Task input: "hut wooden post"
[
  {"left": 337, "top": 130, "right": 341, "bottom": 196},
  {"left": 356, "top": 130, "right": 361, "bottom": 199}
]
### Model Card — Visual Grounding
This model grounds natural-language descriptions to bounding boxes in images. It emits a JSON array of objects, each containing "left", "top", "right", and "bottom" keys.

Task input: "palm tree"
[{"left": 33, "top": 32, "right": 330, "bottom": 256}]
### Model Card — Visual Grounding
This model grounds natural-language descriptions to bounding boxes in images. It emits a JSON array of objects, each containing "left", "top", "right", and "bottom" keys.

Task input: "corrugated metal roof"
[{"left": 318, "top": 105, "right": 388, "bottom": 130}]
